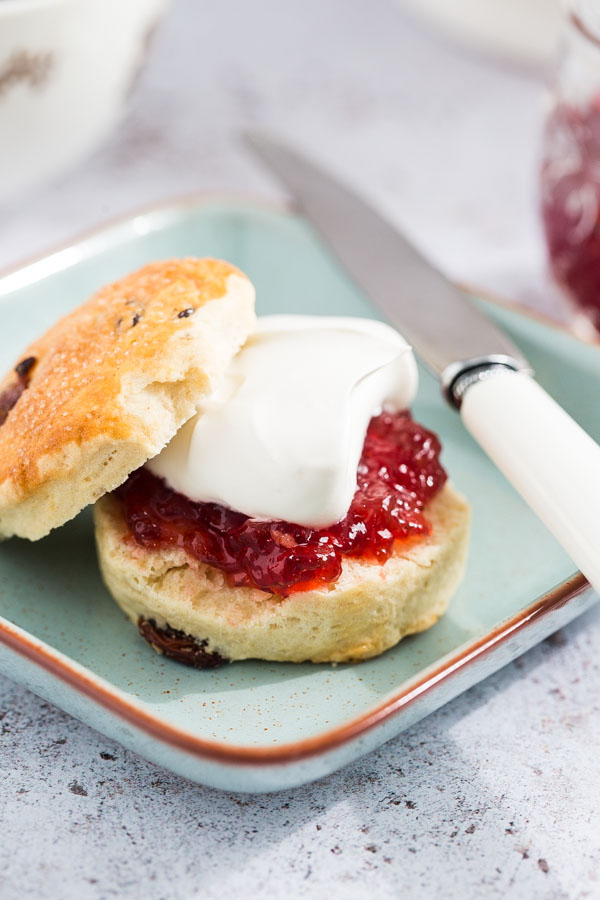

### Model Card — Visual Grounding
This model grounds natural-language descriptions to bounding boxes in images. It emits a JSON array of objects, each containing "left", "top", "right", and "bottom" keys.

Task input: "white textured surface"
[
  {"left": 1, "top": 619, "right": 599, "bottom": 899},
  {"left": 1, "top": 0, "right": 599, "bottom": 897}
]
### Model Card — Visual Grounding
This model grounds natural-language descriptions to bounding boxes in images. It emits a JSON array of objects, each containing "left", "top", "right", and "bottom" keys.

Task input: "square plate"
[{"left": 0, "top": 197, "right": 596, "bottom": 793}]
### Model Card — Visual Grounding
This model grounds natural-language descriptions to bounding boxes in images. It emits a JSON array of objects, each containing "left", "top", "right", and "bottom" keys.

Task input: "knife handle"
[{"left": 460, "top": 369, "right": 600, "bottom": 593}]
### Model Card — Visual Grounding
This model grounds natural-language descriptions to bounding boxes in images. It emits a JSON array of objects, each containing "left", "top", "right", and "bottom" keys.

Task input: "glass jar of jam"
[{"left": 541, "top": 1, "right": 600, "bottom": 337}]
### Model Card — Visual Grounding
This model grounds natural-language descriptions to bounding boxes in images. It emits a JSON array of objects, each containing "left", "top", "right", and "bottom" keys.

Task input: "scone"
[
  {"left": 93, "top": 315, "right": 471, "bottom": 666},
  {"left": 0, "top": 259, "right": 255, "bottom": 540},
  {"left": 0, "top": 259, "right": 470, "bottom": 666},
  {"left": 95, "top": 481, "right": 469, "bottom": 665}
]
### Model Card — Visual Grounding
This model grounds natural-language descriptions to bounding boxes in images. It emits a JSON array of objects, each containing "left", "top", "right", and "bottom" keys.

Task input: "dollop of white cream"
[{"left": 147, "top": 316, "right": 418, "bottom": 527}]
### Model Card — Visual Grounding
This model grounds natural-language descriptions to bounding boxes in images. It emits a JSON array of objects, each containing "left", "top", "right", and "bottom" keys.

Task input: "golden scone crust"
[
  {"left": 0, "top": 259, "right": 255, "bottom": 540},
  {"left": 94, "top": 483, "right": 470, "bottom": 665}
]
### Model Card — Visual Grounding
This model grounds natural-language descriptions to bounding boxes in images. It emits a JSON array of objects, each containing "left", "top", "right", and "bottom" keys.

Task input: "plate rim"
[
  {"left": 0, "top": 573, "right": 588, "bottom": 766},
  {"left": 0, "top": 192, "right": 592, "bottom": 768},
  {"left": 2, "top": 188, "right": 597, "bottom": 350}
]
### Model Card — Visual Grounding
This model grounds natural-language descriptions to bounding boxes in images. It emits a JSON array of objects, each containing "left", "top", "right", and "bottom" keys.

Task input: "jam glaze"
[{"left": 117, "top": 411, "right": 447, "bottom": 597}]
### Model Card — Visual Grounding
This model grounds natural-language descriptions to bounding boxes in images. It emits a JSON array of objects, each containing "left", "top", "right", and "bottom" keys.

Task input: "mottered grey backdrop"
[{"left": 0, "top": 1, "right": 598, "bottom": 898}]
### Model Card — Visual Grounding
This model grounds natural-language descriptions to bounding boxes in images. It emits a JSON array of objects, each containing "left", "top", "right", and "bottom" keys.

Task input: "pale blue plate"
[{"left": 0, "top": 198, "right": 596, "bottom": 793}]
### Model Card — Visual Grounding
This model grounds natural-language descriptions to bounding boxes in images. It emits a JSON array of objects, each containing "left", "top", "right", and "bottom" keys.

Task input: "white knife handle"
[{"left": 460, "top": 369, "right": 600, "bottom": 593}]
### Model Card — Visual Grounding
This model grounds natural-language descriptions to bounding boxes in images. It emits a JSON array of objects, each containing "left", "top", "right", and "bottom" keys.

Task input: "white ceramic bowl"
[{"left": 0, "top": 0, "right": 169, "bottom": 200}]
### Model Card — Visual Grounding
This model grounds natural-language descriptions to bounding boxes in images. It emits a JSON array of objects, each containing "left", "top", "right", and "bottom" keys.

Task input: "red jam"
[
  {"left": 541, "top": 96, "right": 600, "bottom": 330},
  {"left": 116, "top": 411, "right": 447, "bottom": 596}
]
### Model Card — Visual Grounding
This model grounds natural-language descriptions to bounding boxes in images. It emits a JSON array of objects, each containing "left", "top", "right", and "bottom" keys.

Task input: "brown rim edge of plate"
[
  {"left": 457, "top": 278, "right": 600, "bottom": 349},
  {"left": 0, "top": 186, "right": 596, "bottom": 348},
  {"left": 0, "top": 193, "right": 594, "bottom": 767},
  {"left": 0, "top": 573, "right": 589, "bottom": 767}
]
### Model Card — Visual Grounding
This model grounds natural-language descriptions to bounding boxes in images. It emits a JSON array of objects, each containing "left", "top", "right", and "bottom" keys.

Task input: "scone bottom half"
[
  {"left": 0, "top": 259, "right": 256, "bottom": 541},
  {"left": 95, "top": 483, "right": 470, "bottom": 667}
]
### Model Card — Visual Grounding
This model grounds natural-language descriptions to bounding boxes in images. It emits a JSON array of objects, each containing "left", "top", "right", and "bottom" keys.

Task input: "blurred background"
[{"left": 0, "top": 0, "right": 574, "bottom": 318}]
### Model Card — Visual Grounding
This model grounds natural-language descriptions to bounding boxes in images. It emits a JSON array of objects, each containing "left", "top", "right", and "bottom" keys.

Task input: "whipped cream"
[{"left": 147, "top": 315, "right": 418, "bottom": 527}]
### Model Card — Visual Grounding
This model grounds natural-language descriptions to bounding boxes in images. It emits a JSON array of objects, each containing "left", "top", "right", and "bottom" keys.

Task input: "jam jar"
[{"left": 541, "top": 1, "right": 600, "bottom": 336}]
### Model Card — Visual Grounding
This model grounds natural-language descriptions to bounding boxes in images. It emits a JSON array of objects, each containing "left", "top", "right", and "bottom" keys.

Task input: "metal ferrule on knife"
[{"left": 441, "top": 354, "right": 532, "bottom": 409}]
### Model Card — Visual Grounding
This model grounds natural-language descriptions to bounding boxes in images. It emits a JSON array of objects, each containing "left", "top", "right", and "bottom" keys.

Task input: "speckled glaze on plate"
[{"left": 0, "top": 197, "right": 597, "bottom": 793}]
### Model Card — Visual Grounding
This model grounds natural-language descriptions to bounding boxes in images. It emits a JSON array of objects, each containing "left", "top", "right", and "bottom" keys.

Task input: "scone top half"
[{"left": 0, "top": 259, "right": 255, "bottom": 540}]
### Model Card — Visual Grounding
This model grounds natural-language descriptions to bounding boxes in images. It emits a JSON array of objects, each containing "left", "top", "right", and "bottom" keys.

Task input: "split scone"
[
  {"left": 0, "top": 259, "right": 255, "bottom": 540},
  {"left": 0, "top": 257, "right": 469, "bottom": 666},
  {"left": 93, "top": 315, "right": 471, "bottom": 666}
]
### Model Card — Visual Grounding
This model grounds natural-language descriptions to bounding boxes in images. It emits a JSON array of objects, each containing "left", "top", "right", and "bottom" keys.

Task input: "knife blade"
[
  {"left": 246, "top": 131, "right": 600, "bottom": 592},
  {"left": 245, "top": 131, "right": 530, "bottom": 401}
]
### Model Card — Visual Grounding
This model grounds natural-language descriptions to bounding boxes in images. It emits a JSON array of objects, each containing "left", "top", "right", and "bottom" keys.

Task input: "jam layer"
[{"left": 117, "top": 411, "right": 447, "bottom": 596}]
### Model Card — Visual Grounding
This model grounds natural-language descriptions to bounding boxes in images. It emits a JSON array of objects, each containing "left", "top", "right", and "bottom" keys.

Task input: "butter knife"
[{"left": 246, "top": 131, "right": 600, "bottom": 593}]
